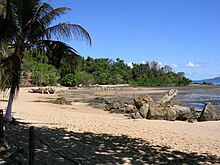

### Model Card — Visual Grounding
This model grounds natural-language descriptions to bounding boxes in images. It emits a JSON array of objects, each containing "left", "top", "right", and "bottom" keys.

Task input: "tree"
[
  {"left": 0, "top": 0, "right": 92, "bottom": 121},
  {"left": 75, "top": 71, "right": 95, "bottom": 86}
]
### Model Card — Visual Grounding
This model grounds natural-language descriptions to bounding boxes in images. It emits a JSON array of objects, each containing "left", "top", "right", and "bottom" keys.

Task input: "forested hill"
[{"left": 21, "top": 52, "right": 191, "bottom": 87}]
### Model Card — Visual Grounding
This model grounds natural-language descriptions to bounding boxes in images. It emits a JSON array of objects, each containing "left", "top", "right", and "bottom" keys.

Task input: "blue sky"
[{"left": 51, "top": 0, "right": 220, "bottom": 80}]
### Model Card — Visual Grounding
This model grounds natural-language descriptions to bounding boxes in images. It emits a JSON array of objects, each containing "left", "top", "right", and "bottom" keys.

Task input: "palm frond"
[
  {"left": 39, "top": 6, "right": 70, "bottom": 27},
  {"left": 44, "top": 23, "right": 92, "bottom": 46},
  {"left": 0, "top": 0, "right": 17, "bottom": 42},
  {"left": 38, "top": 40, "right": 79, "bottom": 67},
  {"left": 11, "top": 0, "right": 39, "bottom": 29},
  {"left": 25, "top": 3, "right": 52, "bottom": 30},
  {"left": 25, "top": 4, "right": 71, "bottom": 44}
]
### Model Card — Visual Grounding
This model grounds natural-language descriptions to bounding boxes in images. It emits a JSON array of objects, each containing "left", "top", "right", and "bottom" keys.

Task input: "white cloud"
[
  {"left": 171, "top": 64, "right": 178, "bottom": 68},
  {"left": 185, "top": 61, "right": 201, "bottom": 68},
  {"left": 141, "top": 61, "right": 146, "bottom": 64},
  {"left": 127, "top": 61, "right": 133, "bottom": 68},
  {"left": 157, "top": 61, "right": 164, "bottom": 68}
]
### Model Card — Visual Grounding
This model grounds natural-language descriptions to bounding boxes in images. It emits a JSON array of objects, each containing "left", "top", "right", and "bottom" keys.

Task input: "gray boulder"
[
  {"left": 198, "top": 102, "right": 220, "bottom": 121},
  {"left": 172, "top": 105, "right": 191, "bottom": 121},
  {"left": 147, "top": 105, "right": 176, "bottom": 121},
  {"left": 133, "top": 91, "right": 177, "bottom": 121},
  {"left": 133, "top": 94, "right": 155, "bottom": 119},
  {"left": 171, "top": 105, "right": 197, "bottom": 122},
  {"left": 139, "top": 104, "right": 150, "bottom": 119},
  {"left": 187, "top": 107, "right": 197, "bottom": 123}
]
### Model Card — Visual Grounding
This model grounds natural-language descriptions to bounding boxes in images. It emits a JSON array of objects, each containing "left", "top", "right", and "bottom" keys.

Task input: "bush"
[
  {"left": 75, "top": 71, "right": 95, "bottom": 85},
  {"left": 60, "top": 73, "right": 76, "bottom": 86}
]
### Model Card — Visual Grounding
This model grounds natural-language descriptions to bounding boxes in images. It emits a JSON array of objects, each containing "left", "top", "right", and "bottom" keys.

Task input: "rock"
[
  {"left": 106, "top": 101, "right": 120, "bottom": 111},
  {"left": 91, "top": 97, "right": 108, "bottom": 104},
  {"left": 89, "top": 98, "right": 135, "bottom": 114},
  {"left": 87, "top": 97, "right": 108, "bottom": 110},
  {"left": 166, "top": 106, "right": 177, "bottom": 121},
  {"left": 68, "top": 86, "right": 77, "bottom": 90},
  {"left": 147, "top": 106, "right": 176, "bottom": 121},
  {"left": 133, "top": 93, "right": 176, "bottom": 121},
  {"left": 29, "top": 87, "right": 55, "bottom": 94},
  {"left": 171, "top": 105, "right": 197, "bottom": 122},
  {"left": 198, "top": 102, "right": 220, "bottom": 121},
  {"left": 134, "top": 94, "right": 154, "bottom": 110},
  {"left": 139, "top": 104, "right": 150, "bottom": 118},
  {"left": 202, "top": 81, "right": 213, "bottom": 85},
  {"left": 111, "top": 101, "right": 121, "bottom": 109},
  {"left": 172, "top": 105, "right": 191, "bottom": 121},
  {"left": 134, "top": 94, "right": 155, "bottom": 118},
  {"left": 130, "top": 108, "right": 143, "bottom": 119},
  {"left": 54, "top": 97, "right": 72, "bottom": 105},
  {"left": 187, "top": 107, "right": 197, "bottom": 123},
  {"left": 157, "top": 89, "right": 178, "bottom": 105}
]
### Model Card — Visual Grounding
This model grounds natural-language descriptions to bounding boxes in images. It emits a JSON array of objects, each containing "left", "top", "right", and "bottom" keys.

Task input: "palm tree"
[{"left": 0, "top": 0, "right": 92, "bottom": 121}]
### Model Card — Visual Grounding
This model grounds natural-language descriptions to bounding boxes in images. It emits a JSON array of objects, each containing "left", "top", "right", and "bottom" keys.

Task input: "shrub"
[{"left": 60, "top": 73, "right": 76, "bottom": 86}]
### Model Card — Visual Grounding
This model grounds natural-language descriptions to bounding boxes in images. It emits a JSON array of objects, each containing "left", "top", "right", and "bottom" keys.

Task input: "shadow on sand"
[{"left": 3, "top": 121, "right": 220, "bottom": 164}]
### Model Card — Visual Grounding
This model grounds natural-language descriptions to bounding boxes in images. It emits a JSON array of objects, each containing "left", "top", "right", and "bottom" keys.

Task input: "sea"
[
  {"left": 175, "top": 80, "right": 220, "bottom": 110},
  {"left": 193, "top": 79, "right": 220, "bottom": 85}
]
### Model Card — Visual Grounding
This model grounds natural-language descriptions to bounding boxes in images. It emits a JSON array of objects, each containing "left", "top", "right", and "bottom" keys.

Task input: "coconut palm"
[{"left": 0, "top": 0, "right": 92, "bottom": 121}]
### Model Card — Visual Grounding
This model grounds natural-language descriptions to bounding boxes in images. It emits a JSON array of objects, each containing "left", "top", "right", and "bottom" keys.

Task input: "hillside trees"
[
  {"left": 130, "top": 61, "right": 191, "bottom": 86},
  {"left": 56, "top": 56, "right": 191, "bottom": 87},
  {"left": 22, "top": 51, "right": 59, "bottom": 86}
]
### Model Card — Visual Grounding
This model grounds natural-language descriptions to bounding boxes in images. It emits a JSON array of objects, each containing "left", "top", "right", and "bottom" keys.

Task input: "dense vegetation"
[{"left": 21, "top": 51, "right": 191, "bottom": 87}]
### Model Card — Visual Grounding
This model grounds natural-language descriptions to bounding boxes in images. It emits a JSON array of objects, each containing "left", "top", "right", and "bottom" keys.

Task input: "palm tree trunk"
[
  {"left": 4, "top": 51, "right": 21, "bottom": 122},
  {"left": 5, "top": 90, "right": 15, "bottom": 121}
]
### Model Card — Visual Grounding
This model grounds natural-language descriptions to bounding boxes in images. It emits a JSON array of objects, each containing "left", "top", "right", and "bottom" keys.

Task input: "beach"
[{"left": 1, "top": 86, "right": 220, "bottom": 164}]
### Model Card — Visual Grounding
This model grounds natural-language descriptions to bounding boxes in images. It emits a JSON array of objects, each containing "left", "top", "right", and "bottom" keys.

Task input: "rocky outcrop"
[
  {"left": 87, "top": 90, "right": 220, "bottom": 122},
  {"left": 88, "top": 97, "right": 136, "bottom": 114},
  {"left": 133, "top": 89, "right": 201, "bottom": 122},
  {"left": 198, "top": 102, "right": 220, "bottom": 121},
  {"left": 172, "top": 105, "right": 190, "bottom": 120},
  {"left": 133, "top": 90, "right": 177, "bottom": 121},
  {"left": 104, "top": 100, "right": 136, "bottom": 114},
  {"left": 54, "top": 97, "right": 73, "bottom": 105},
  {"left": 147, "top": 105, "right": 176, "bottom": 121},
  {"left": 133, "top": 94, "right": 155, "bottom": 118},
  {"left": 29, "top": 87, "right": 55, "bottom": 94}
]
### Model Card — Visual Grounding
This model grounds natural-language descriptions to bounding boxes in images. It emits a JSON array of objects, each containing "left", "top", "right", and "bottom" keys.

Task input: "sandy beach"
[{"left": 1, "top": 86, "right": 220, "bottom": 164}]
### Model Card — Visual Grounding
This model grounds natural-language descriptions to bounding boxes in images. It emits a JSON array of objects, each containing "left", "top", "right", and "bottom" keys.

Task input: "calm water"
[
  {"left": 175, "top": 85, "right": 220, "bottom": 110},
  {"left": 193, "top": 79, "right": 220, "bottom": 85}
]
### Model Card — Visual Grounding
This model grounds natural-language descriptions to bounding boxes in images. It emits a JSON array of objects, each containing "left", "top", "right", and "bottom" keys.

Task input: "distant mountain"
[
  {"left": 201, "top": 77, "right": 220, "bottom": 81},
  {"left": 201, "top": 76, "right": 220, "bottom": 85},
  {"left": 209, "top": 76, "right": 220, "bottom": 81},
  {"left": 193, "top": 76, "right": 220, "bottom": 85}
]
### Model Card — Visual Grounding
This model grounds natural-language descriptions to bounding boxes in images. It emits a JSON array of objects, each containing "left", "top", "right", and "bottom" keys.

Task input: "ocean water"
[
  {"left": 193, "top": 79, "right": 220, "bottom": 85},
  {"left": 175, "top": 85, "right": 220, "bottom": 110}
]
